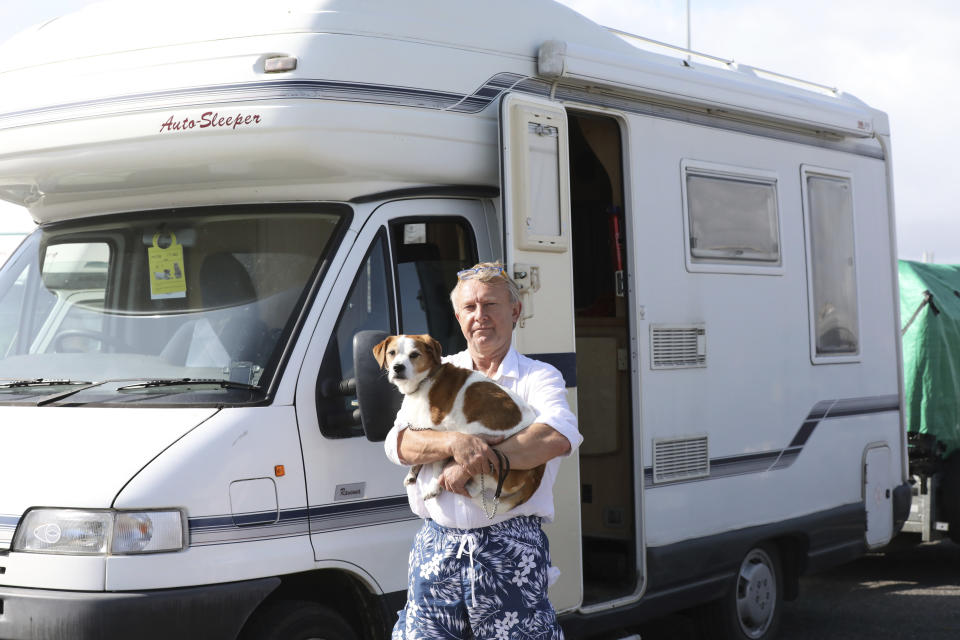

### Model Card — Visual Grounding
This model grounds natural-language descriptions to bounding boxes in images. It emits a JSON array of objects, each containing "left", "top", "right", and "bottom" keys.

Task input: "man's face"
[{"left": 453, "top": 279, "right": 520, "bottom": 357}]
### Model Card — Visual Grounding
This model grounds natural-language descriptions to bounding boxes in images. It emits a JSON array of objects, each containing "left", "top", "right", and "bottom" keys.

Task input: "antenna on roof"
[{"left": 686, "top": 0, "right": 692, "bottom": 64}]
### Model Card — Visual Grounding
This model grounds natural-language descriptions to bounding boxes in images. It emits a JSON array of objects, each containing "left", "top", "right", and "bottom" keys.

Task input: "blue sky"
[{"left": 2, "top": 0, "right": 958, "bottom": 262}]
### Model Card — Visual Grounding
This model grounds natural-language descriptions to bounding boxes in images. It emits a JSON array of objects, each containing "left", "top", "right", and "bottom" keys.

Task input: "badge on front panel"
[{"left": 334, "top": 483, "right": 366, "bottom": 501}]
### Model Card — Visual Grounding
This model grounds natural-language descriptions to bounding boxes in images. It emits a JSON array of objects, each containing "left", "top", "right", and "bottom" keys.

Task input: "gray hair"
[{"left": 449, "top": 261, "right": 522, "bottom": 309}]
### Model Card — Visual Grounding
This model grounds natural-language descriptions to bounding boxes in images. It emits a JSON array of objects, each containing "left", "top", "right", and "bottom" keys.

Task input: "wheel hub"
[{"left": 736, "top": 549, "right": 776, "bottom": 638}]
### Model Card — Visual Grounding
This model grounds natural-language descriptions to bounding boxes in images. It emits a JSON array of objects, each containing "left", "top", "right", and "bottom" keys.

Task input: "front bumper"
[{"left": 0, "top": 577, "right": 279, "bottom": 640}]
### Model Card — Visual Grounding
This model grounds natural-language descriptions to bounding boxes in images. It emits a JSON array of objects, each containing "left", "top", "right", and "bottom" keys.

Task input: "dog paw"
[
  {"left": 422, "top": 479, "right": 442, "bottom": 500},
  {"left": 403, "top": 465, "right": 422, "bottom": 486}
]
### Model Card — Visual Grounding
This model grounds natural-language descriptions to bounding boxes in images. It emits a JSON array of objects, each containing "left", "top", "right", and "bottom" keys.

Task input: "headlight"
[{"left": 12, "top": 508, "right": 186, "bottom": 555}]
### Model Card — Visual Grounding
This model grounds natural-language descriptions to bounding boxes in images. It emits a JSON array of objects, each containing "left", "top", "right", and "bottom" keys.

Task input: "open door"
[
  {"left": 499, "top": 93, "right": 582, "bottom": 612},
  {"left": 566, "top": 111, "right": 639, "bottom": 608}
]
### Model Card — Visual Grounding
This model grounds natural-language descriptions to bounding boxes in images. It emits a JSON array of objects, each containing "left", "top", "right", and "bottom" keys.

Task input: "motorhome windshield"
[{"left": 0, "top": 205, "right": 348, "bottom": 404}]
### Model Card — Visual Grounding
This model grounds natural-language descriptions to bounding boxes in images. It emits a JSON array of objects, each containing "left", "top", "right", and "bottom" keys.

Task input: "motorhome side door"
[{"left": 499, "top": 93, "right": 582, "bottom": 612}]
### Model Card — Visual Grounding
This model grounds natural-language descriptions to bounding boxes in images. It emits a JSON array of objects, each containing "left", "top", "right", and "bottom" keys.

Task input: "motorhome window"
[
  {"left": 0, "top": 206, "right": 347, "bottom": 405},
  {"left": 391, "top": 218, "right": 476, "bottom": 356},
  {"left": 317, "top": 231, "right": 393, "bottom": 438},
  {"left": 684, "top": 169, "right": 781, "bottom": 267},
  {"left": 527, "top": 122, "right": 562, "bottom": 238},
  {"left": 33, "top": 242, "right": 110, "bottom": 354},
  {"left": 0, "top": 233, "right": 54, "bottom": 358},
  {"left": 804, "top": 172, "right": 859, "bottom": 357}
]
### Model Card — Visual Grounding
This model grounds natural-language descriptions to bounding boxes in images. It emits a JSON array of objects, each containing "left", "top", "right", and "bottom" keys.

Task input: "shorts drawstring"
[
  {"left": 456, "top": 533, "right": 478, "bottom": 607},
  {"left": 394, "top": 517, "right": 562, "bottom": 640}
]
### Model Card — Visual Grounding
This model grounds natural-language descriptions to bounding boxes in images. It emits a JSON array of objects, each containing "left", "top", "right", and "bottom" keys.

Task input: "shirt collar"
[
  {"left": 496, "top": 346, "right": 521, "bottom": 383},
  {"left": 451, "top": 346, "right": 520, "bottom": 382}
]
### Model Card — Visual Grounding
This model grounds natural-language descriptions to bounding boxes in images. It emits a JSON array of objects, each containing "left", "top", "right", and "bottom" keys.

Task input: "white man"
[{"left": 385, "top": 261, "right": 582, "bottom": 640}]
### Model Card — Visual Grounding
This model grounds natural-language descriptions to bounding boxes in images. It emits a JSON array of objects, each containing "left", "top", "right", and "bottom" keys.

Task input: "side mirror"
[{"left": 353, "top": 330, "right": 403, "bottom": 442}]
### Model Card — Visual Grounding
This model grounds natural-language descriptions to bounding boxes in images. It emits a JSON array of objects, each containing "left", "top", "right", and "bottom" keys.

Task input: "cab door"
[
  {"left": 500, "top": 93, "right": 582, "bottom": 612},
  {"left": 294, "top": 198, "right": 491, "bottom": 594}
]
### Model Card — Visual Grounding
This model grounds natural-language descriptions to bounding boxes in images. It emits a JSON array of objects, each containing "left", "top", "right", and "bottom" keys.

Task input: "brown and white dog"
[{"left": 373, "top": 334, "right": 545, "bottom": 513}]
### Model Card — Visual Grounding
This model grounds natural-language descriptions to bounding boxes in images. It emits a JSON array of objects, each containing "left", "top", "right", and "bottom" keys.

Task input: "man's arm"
[
  {"left": 438, "top": 423, "right": 571, "bottom": 495},
  {"left": 397, "top": 428, "right": 502, "bottom": 477},
  {"left": 494, "top": 422, "right": 571, "bottom": 469}
]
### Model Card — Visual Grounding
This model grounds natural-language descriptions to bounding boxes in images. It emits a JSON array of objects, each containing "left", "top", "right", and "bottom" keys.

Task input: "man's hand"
[
  {"left": 448, "top": 432, "right": 503, "bottom": 477},
  {"left": 438, "top": 461, "right": 473, "bottom": 496}
]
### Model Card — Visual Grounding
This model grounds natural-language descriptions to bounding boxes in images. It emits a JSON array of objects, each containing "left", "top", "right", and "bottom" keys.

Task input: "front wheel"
[
  {"left": 239, "top": 600, "right": 359, "bottom": 640},
  {"left": 696, "top": 543, "right": 782, "bottom": 640}
]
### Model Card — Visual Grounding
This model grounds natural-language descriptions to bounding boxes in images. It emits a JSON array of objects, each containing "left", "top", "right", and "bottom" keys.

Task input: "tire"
[
  {"left": 240, "top": 600, "right": 359, "bottom": 640},
  {"left": 695, "top": 544, "right": 782, "bottom": 640}
]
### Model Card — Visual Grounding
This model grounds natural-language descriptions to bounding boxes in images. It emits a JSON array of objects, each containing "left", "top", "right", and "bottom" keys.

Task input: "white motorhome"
[{"left": 0, "top": 1, "right": 909, "bottom": 639}]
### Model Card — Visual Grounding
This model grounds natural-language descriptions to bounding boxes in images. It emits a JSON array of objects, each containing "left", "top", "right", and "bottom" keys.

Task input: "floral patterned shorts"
[{"left": 392, "top": 516, "right": 564, "bottom": 640}]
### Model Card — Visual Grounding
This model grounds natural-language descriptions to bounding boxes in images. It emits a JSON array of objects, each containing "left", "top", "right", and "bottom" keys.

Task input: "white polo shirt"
[{"left": 384, "top": 347, "right": 582, "bottom": 530}]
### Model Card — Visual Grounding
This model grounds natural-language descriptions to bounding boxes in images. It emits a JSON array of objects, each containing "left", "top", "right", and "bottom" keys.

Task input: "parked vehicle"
[
  {"left": 0, "top": 1, "right": 908, "bottom": 639},
  {"left": 898, "top": 260, "right": 960, "bottom": 544}
]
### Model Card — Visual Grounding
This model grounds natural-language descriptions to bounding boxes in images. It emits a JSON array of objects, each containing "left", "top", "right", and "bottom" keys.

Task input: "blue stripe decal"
[
  {"left": 1, "top": 514, "right": 20, "bottom": 548},
  {"left": 188, "top": 496, "right": 413, "bottom": 546},
  {"left": 526, "top": 352, "right": 577, "bottom": 389},
  {"left": 645, "top": 394, "right": 900, "bottom": 487},
  {"left": 0, "top": 73, "right": 549, "bottom": 131}
]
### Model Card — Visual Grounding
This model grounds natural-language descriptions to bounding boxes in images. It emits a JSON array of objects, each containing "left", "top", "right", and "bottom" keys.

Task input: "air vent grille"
[
  {"left": 653, "top": 436, "right": 709, "bottom": 483},
  {"left": 651, "top": 324, "right": 706, "bottom": 369}
]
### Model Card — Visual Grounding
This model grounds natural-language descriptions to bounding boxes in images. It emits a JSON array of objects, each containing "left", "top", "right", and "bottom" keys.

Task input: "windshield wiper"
[
  {"left": 35, "top": 379, "right": 122, "bottom": 406},
  {"left": 0, "top": 378, "right": 93, "bottom": 389},
  {"left": 117, "top": 378, "right": 262, "bottom": 392}
]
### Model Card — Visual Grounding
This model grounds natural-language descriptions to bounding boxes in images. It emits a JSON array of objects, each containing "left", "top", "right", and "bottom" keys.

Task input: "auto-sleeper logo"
[{"left": 159, "top": 111, "right": 262, "bottom": 134}]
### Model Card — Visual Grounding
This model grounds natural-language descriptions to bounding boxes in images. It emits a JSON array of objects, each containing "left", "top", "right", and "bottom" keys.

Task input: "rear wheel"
[
  {"left": 696, "top": 544, "right": 782, "bottom": 640},
  {"left": 240, "top": 600, "right": 359, "bottom": 640}
]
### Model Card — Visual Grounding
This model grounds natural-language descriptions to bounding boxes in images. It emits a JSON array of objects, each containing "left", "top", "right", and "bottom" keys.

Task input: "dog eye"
[
  {"left": 410, "top": 352, "right": 420, "bottom": 359},
  {"left": 387, "top": 349, "right": 396, "bottom": 356}
]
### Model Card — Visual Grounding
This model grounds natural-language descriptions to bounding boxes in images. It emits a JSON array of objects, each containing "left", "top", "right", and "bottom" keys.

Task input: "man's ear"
[{"left": 372, "top": 337, "right": 392, "bottom": 369}]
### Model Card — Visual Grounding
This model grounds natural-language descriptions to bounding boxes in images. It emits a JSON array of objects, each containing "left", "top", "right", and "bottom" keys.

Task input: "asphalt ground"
[{"left": 590, "top": 535, "right": 960, "bottom": 640}]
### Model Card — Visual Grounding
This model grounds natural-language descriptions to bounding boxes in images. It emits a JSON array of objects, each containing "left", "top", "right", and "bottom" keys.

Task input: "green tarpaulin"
[{"left": 900, "top": 260, "right": 960, "bottom": 456}]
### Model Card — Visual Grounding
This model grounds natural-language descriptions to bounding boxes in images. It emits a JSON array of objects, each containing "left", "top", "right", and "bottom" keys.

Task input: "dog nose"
[{"left": 392, "top": 363, "right": 405, "bottom": 373}]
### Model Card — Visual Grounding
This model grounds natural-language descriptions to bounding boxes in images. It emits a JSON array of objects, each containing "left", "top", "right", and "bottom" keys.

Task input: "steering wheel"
[{"left": 53, "top": 329, "right": 134, "bottom": 353}]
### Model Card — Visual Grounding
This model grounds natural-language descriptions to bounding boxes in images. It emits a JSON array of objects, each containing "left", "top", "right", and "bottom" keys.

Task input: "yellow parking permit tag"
[{"left": 147, "top": 232, "right": 187, "bottom": 299}]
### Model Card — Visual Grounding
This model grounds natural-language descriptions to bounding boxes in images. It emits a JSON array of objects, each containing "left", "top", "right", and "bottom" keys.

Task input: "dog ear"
[
  {"left": 372, "top": 337, "right": 392, "bottom": 369},
  {"left": 421, "top": 335, "right": 443, "bottom": 363}
]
